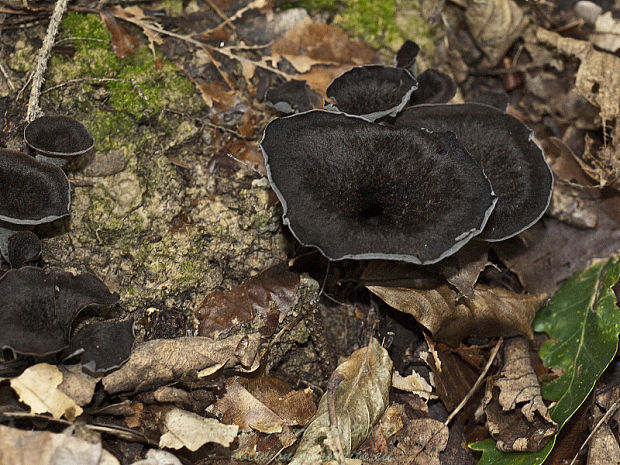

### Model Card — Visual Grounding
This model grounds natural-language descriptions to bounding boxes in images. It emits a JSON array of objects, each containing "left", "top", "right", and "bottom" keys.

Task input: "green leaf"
[{"left": 471, "top": 254, "right": 620, "bottom": 465}]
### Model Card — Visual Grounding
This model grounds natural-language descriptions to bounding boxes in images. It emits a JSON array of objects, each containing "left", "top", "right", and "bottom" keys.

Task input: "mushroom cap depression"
[
  {"left": 0, "top": 149, "right": 71, "bottom": 225},
  {"left": 260, "top": 110, "right": 497, "bottom": 264},
  {"left": 24, "top": 115, "right": 94, "bottom": 158},
  {"left": 395, "top": 103, "right": 553, "bottom": 241},
  {"left": 326, "top": 65, "right": 418, "bottom": 121}
]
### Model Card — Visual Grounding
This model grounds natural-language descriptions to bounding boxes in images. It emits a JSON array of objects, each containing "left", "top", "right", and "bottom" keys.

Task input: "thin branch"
[
  {"left": 26, "top": 0, "right": 68, "bottom": 122},
  {"left": 444, "top": 337, "right": 504, "bottom": 426}
]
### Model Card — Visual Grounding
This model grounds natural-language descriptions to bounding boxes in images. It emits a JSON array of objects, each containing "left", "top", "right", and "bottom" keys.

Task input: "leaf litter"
[{"left": 1, "top": 0, "right": 620, "bottom": 463}]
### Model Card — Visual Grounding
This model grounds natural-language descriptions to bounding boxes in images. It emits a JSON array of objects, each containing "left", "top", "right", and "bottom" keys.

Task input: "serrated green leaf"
[{"left": 472, "top": 254, "right": 620, "bottom": 465}]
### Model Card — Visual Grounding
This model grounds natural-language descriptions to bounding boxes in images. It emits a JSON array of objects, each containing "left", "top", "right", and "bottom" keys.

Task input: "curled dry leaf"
[
  {"left": 58, "top": 365, "right": 99, "bottom": 407},
  {"left": 209, "top": 376, "right": 316, "bottom": 433},
  {"left": 158, "top": 407, "right": 238, "bottom": 452},
  {"left": 102, "top": 333, "right": 260, "bottom": 394},
  {"left": 196, "top": 264, "right": 300, "bottom": 338},
  {"left": 364, "top": 262, "right": 547, "bottom": 346},
  {"left": 10, "top": 363, "right": 83, "bottom": 420},
  {"left": 483, "top": 337, "right": 557, "bottom": 452},
  {"left": 392, "top": 370, "right": 435, "bottom": 401},
  {"left": 0, "top": 424, "right": 119, "bottom": 465},
  {"left": 430, "top": 242, "right": 490, "bottom": 300},
  {"left": 465, "top": 0, "right": 528, "bottom": 67},
  {"left": 289, "top": 338, "right": 392, "bottom": 465}
]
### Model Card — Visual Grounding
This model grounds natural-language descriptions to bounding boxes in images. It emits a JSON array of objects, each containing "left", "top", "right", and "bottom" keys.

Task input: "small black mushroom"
[
  {"left": 0, "top": 148, "right": 71, "bottom": 262},
  {"left": 325, "top": 65, "right": 418, "bottom": 121},
  {"left": 265, "top": 80, "right": 322, "bottom": 114},
  {"left": 395, "top": 103, "right": 553, "bottom": 241},
  {"left": 0, "top": 268, "right": 120, "bottom": 356},
  {"left": 395, "top": 40, "right": 420, "bottom": 74},
  {"left": 260, "top": 110, "right": 496, "bottom": 264},
  {"left": 24, "top": 115, "right": 94, "bottom": 167},
  {"left": 7, "top": 231, "right": 41, "bottom": 268},
  {"left": 411, "top": 69, "right": 457, "bottom": 105},
  {"left": 63, "top": 319, "right": 135, "bottom": 375}
]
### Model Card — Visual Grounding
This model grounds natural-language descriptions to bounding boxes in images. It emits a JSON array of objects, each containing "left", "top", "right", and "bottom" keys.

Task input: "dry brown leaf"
[
  {"left": 365, "top": 262, "right": 547, "bottom": 345},
  {"left": 10, "top": 363, "right": 83, "bottom": 420},
  {"left": 196, "top": 264, "right": 299, "bottom": 338},
  {"left": 210, "top": 376, "right": 316, "bottom": 433},
  {"left": 537, "top": 27, "right": 620, "bottom": 122},
  {"left": 592, "top": 11, "right": 620, "bottom": 53},
  {"left": 289, "top": 338, "right": 392, "bottom": 465},
  {"left": 392, "top": 370, "right": 435, "bottom": 400},
  {"left": 430, "top": 242, "right": 490, "bottom": 300},
  {"left": 232, "top": 427, "right": 298, "bottom": 464},
  {"left": 392, "top": 418, "right": 449, "bottom": 465},
  {"left": 587, "top": 420, "right": 620, "bottom": 464},
  {"left": 0, "top": 424, "right": 119, "bottom": 465},
  {"left": 58, "top": 365, "right": 99, "bottom": 407},
  {"left": 197, "top": 82, "right": 240, "bottom": 109},
  {"left": 483, "top": 337, "right": 557, "bottom": 452},
  {"left": 465, "top": 0, "right": 528, "bottom": 67},
  {"left": 581, "top": 124, "right": 620, "bottom": 189},
  {"left": 158, "top": 407, "right": 238, "bottom": 451},
  {"left": 102, "top": 333, "right": 260, "bottom": 394},
  {"left": 100, "top": 10, "right": 138, "bottom": 58}
]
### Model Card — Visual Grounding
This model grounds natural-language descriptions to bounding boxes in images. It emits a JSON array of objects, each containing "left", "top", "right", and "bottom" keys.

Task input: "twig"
[
  {"left": 444, "top": 337, "right": 503, "bottom": 426},
  {"left": 203, "top": 0, "right": 234, "bottom": 30},
  {"left": 25, "top": 0, "right": 68, "bottom": 122},
  {"left": 569, "top": 398, "right": 620, "bottom": 465}
]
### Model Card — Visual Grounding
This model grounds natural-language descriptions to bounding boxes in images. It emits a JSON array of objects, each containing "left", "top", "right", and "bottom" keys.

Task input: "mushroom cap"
[
  {"left": 395, "top": 103, "right": 553, "bottom": 241},
  {"left": 411, "top": 69, "right": 457, "bottom": 105},
  {"left": 260, "top": 110, "right": 497, "bottom": 264},
  {"left": 0, "top": 267, "right": 120, "bottom": 356},
  {"left": 395, "top": 40, "right": 420, "bottom": 70},
  {"left": 325, "top": 65, "right": 418, "bottom": 121},
  {"left": 24, "top": 115, "right": 94, "bottom": 158},
  {"left": 0, "top": 149, "right": 71, "bottom": 225},
  {"left": 265, "top": 80, "right": 321, "bottom": 114},
  {"left": 7, "top": 230, "right": 41, "bottom": 268}
]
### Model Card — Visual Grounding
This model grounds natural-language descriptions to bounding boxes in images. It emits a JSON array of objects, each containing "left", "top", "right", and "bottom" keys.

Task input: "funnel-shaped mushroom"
[
  {"left": 0, "top": 148, "right": 71, "bottom": 261},
  {"left": 265, "top": 80, "right": 322, "bottom": 114},
  {"left": 411, "top": 69, "right": 457, "bottom": 105},
  {"left": 24, "top": 115, "right": 94, "bottom": 167},
  {"left": 7, "top": 231, "right": 41, "bottom": 268},
  {"left": 260, "top": 110, "right": 497, "bottom": 264},
  {"left": 395, "top": 40, "right": 420, "bottom": 74},
  {"left": 395, "top": 103, "right": 553, "bottom": 241},
  {"left": 325, "top": 65, "right": 418, "bottom": 121}
]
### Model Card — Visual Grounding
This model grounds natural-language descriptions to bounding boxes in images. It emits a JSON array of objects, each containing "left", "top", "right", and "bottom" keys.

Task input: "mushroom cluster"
[{"left": 259, "top": 49, "right": 553, "bottom": 265}]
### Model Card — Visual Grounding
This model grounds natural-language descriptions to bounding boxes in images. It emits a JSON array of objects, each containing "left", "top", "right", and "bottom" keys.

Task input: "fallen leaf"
[
  {"left": 484, "top": 337, "right": 557, "bottom": 452},
  {"left": 592, "top": 11, "right": 620, "bottom": 53},
  {"left": 58, "top": 365, "right": 99, "bottom": 407},
  {"left": 364, "top": 262, "right": 547, "bottom": 346},
  {"left": 289, "top": 338, "right": 392, "bottom": 465},
  {"left": 210, "top": 376, "right": 316, "bottom": 433},
  {"left": 587, "top": 420, "right": 620, "bottom": 464},
  {"left": 197, "top": 81, "right": 240, "bottom": 109},
  {"left": 196, "top": 263, "right": 300, "bottom": 338},
  {"left": 390, "top": 418, "right": 449, "bottom": 465},
  {"left": 102, "top": 333, "right": 261, "bottom": 394},
  {"left": 159, "top": 407, "right": 238, "bottom": 451},
  {"left": 0, "top": 424, "right": 119, "bottom": 465},
  {"left": 430, "top": 242, "right": 490, "bottom": 300},
  {"left": 232, "top": 427, "right": 298, "bottom": 464},
  {"left": 392, "top": 370, "right": 435, "bottom": 400},
  {"left": 100, "top": 10, "right": 138, "bottom": 58},
  {"left": 537, "top": 27, "right": 620, "bottom": 122},
  {"left": 465, "top": 0, "right": 528, "bottom": 67},
  {"left": 130, "top": 449, "right": 182, "bottom": 465},
  {"left": 581, "top": 124, "right": 620, "bottom": 190},
  {"left": 10, "top": 363, "right": 83, "bottom": 420}
]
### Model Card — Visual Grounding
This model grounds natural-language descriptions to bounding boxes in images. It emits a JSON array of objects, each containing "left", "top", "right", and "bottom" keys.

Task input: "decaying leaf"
[
  {"left": 158, "top": 407, "right": 238, "bottom": 451},
  {"left": 196, "top": 264, "right": 300, "bottom": 338},
  {"left": 0, "top": 424, "right": 119, "bottom": 465},
  {"left": 431, "top": 242, "right": 490, "bottom": 300},
  {"left": 396, "top": 418, "right": 449, "bottom": 465},
  {"left": 289, "top": 338, "right": 392, "bottom": 465},
  {"left": 100, "top": 10, "right": 138, "bottom": 58},
  {"left": 537, "top": 27, "right": 620, "bottom": 122},
  {"left": 232, "top": 427, "right": 298, "bottom": 464},
  {"left": 102, "top": 334, "right": 260, "bottom": 394},
  {"left": 131, "top": 449, "right": 182, "bottom": 465},
  {"left": 10, "top": 363, "right": 83, "bottom": 420},
  {"left": 592, "top": 11, "right": 620, "bottom": 53},
  {"left": 365, "top": 262, "right": 547, "bottom": 346},
  {"left": 484, "top": 337, "right": 557, "bottom": 452},
  {"left": 587, "top": 419, "right": 620, "bottom": 465},
  {"left": 58, "top": 365, "right": 99, "bottom": 407},
  {"left": 581, "top": 124, "right": 620, "bottom": 190},
  {"left": 392, "top": 370, "right": 435, "bottom": 401},
  {"left": 209, "top": 376, "right": 316, "bottom": 433},
  {"left": 465, "top": 0, "right": 528, "bottom": 67}
]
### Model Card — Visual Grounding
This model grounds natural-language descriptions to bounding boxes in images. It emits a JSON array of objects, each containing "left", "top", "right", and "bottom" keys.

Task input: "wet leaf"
[
  {"left": 289, "top": 338, "right": 392, "bottom": 465},
  {"left": 0, "top": 424, "right": 119, "bottom": 465},
  {"left": 465, "top": 0, "right": 528, "bottom": 67},
  {"left": 10, "top": 363, "right": 83, "bottom": 420},
  {"left": 158, "top": 407, "right": 238, "bottom": 451},
  {"left": 483, "top": 337, "right": 557, "bottom": 452},
  {"left": 102, "top": 333, "right": 260, "bottom": 394},
  {"left": 100, "top": 10, "right": 138, "bottom": 58},
  {"left": 364, "top": 262, "right": 546, "bottom": 346},
  {"left": 196, "top": 264, "right": 300, "bottom": 338},
  {"left": 472, "top": 254, "right": 620, "bottom": 464},
  {"left": 209, "top": 376, "right": 316, "bottom": 433}
]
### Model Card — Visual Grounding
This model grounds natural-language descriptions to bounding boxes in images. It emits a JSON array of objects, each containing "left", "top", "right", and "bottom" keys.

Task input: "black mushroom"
[
  {"left": 260, "top": 110, "right": 497, "bottom": 264},
  {"left": 395, "top": 39, "right": 420, "bottom": 74},
  {"left": 411, "top": 69, "right": 457, "bottom": 105},
  {"left": 265, "top": 80, "right": 322, "bottom": 114},
  {"left": 7, "top": 230, "right": 41, "bottom": 268},
  {"left": 395, "top": 103, "right": 553, "bottom": 241},
  {"left": 325, "top": 65, "right": 418, "bottom": 121},
  {"left": 24, "top": 115, "right": 94, "bottom": 167},
  {"left": 0, "top": 148, "right": 71, "bottom": 262}
]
